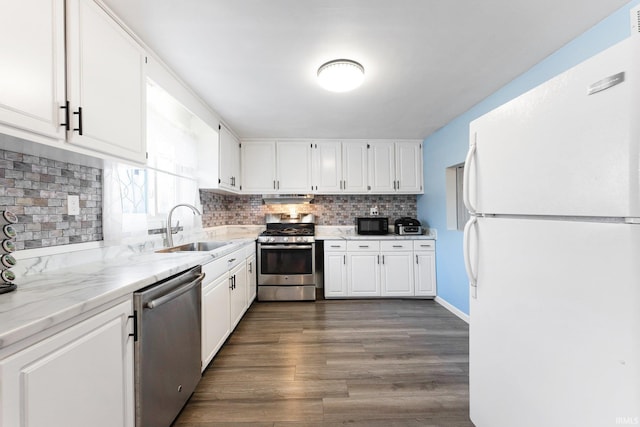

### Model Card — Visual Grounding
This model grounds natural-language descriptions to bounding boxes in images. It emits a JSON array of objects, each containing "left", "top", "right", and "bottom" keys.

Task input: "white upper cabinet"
[
  {"left": 65, "top": 0, "right": 147, "bottom": 164},
  {"left": 244, "top": 139, "right": 422, "bottom": 195},
  {"left": 0, "top": 0, "right": 66, "bottom": 140},
  {"left": 368, "top": 140, "right": 423, "bottom": 194},
  {"left": 276, "top": 141, "right": 311, "bottom": 192},
  {"left": 311, "top": 141, "right": 342, "bottom": 193},
  {"left": 218, "top": 124, "right": 241, "bottom": 190},
  {"left": 342, "top": 141, "right": 369, "bottom": 193},
  {"left": 242, "top": 140, "right": 310, "bottom": 193},
  {"left": 368, "top": 141, "right": 396, "bottom": 193},
  {"left": 311, "top": 141, "right": 368, "bottom": 193},
  {"left": 241, "top": 140, "right": 277, "bottom": 192},
  {"left": 395, "top": 141, "right": 423, "bottom": 193}
]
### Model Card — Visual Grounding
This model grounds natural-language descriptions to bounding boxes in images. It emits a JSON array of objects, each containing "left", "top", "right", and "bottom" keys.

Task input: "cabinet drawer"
[
  {"left": 380, "top": 241, "right": 412, "bottom": 251},
  {"left": 325, "top": 240, "right": 347, "bottom": 251},
  {"left": 413, "top": 240, "right": 435, "bottom": 251},
  {"left": 347, "top": 241, "right": 380, "bottom": 251}
]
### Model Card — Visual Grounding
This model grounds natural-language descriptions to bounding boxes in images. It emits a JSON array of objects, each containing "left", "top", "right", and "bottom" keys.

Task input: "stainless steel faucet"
[{"left": 166, "top": 203, "right": 201, "bottom": 247}]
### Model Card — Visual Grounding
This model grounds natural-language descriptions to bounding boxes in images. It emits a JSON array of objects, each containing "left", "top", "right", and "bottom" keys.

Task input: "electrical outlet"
[
  {"left": 67, "top": 195, "right": 80, "bottom": 215},
  {"left": 370, "top": 206, "right": 379, "bottom": 216}
]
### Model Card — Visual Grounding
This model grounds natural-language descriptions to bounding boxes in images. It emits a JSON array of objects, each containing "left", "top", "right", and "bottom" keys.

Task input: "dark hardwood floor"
[{"left": 173, "top": 296, "right": 473, "bottom": 427}]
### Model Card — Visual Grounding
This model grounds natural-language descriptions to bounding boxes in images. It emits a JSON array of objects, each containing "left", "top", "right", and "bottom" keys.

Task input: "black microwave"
[{"left": 356, "top": 217, "right": 389, "bottom": 235}]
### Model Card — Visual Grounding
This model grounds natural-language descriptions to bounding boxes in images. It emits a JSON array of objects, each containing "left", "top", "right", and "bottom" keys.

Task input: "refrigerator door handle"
[
  {"left": 463, "top": 216, "right": 478, "bottom": 298},
  {"left": 463, "top": 139, "right": 477, "bottom": 215}
]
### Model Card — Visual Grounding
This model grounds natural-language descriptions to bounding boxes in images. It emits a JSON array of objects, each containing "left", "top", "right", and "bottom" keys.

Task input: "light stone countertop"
[
  {"left": 315, "top": 226, "right": 437, "bottom": 240},
  {"left": 0, "top": 224, "right": 436, "bottom": 352},
  {"left": 0, "top": 236, "right": 255, "bottom": 352}
]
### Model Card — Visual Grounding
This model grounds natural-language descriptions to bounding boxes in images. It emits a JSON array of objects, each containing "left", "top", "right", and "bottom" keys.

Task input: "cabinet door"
[
  {"left": 312, "top": 141, "right": 342, "bottom": 193},
  {"left": 219, "top": 125, "right": 240, "bottom": 190},
  {"left": 66, "top": 0, "right": 146, "bottom": 163},
  {"left": 368, "top": 141, "right": 395, "bottom": 193},
  {"left": 229, "top": 262, "right": 247, "bottom": 329},
  {"left": 0, "top": 300, "right": 134, "bottom": 427},
  {"left": 396, "top": 141, "right": 423, "bottom": 193},
  {"left": 324, "top": 251, "right": 347, "bottom": 297},
  {"left": 348, "top": 252, "right": 380, "bottom": 296},
  {"left": 241, "top": 140, "right": 277, "bottom": 192},
  {"left": 343, "top": 141, "right": 369, "bottom": 193},
  {"left": 415, "top": 251, "right": 436, "bottom": 296},
  {"left": 201, "top": 273, "right": 231, "bottom": 370},
  {"left": 246, "top": 254, "right": 257, "bottom": 304},
  {"left": 276, "top": 141, "right": 311, "bottom": 192},
  {"left": 0, "top": 0, "right": 66, "bottom": 140},
  {"left": 381, "top": 251, "right": 414, "bottom": 296}
]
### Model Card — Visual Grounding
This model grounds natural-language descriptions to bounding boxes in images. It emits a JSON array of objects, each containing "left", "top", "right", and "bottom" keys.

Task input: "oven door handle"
[
  {"left": 144, "top": 273, "right": 205, "bottom": 309},
  {"left": 263, "top": 244, "right": 313, "bottom": 250}
]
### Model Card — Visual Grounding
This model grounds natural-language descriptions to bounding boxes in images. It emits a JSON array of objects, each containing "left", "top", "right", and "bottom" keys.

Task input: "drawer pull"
[
  {"left": 359, "top": 245, "right": 369, "bottom": 248},
  {"left": 392, "top": 245, "right": 403, "bottom": 248}
]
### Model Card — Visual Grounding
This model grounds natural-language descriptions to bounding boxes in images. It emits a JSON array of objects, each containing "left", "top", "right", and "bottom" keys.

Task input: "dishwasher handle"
[{"left": 144, "top": 272, "right": 205, "bottom": 309}]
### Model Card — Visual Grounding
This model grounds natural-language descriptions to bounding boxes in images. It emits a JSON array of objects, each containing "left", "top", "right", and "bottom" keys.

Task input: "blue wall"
[{"left": 418, "top": 0, "right": 640, "bottom": 315}]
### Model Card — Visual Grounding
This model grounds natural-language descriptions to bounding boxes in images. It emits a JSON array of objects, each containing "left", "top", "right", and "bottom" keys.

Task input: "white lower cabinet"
[
  {"left": 413, "top": 240, "right": 437, "bottom": 297},
  {"left": 0, "top": 299, "right": 134, "bottom": 427},
  {"left": 324, "top": 239, "right": 436, "bottom": 299},
  {"left": 380, "top": 241, "right": 414, "bottom": 297},
  {"left": 201, "top": 243, "right": 254, "bottom": 371},
  {"left": 246, "top": 253, "right": 257, "bottom": 304},
  {"left": 201, "top": 266, "right": 231, "bottom": 371},
  {"left": 229, "top": 261, "right": 247, "bottom": 329},
  {"left": 347, "top": 241, "right": 381, "bottom": 296},
  {"left": 324, "top": 241, "right": 348, "bottom": 297}
]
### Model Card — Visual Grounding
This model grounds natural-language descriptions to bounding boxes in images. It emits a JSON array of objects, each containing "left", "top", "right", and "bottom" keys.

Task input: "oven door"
[{"left": 257, "top": 243, "right": 315, "bottom": 286}]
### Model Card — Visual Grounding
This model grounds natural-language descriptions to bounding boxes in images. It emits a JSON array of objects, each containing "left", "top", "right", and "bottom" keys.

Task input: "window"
[
  {"left": 446, "top": 163, "right": 471, "bottom": 231},
  {"left": 103, "top": 80, "right": 216, "bottom": 241}
]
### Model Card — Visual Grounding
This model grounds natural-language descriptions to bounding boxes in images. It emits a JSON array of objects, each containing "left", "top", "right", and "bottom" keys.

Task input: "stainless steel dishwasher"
[{"left": 133, "top": 265, "right": 204, "bottom": 427}]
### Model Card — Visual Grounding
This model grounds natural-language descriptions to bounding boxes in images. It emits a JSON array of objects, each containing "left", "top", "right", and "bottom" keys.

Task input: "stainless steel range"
[{"left": 257, "top": 214, "right": 316, "bottom": 301}]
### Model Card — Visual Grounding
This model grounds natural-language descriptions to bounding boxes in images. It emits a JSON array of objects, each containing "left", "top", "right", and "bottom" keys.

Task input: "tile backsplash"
[
  {"left": 0, "top": 148, "right": 102, "bottom": 250},
  {"left": 200, "top": 192, "right": 417, "bottom": 226}
]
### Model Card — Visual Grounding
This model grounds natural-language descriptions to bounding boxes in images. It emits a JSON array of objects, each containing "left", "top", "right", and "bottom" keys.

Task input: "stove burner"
[{"left": 261, "top": 228, "right": 313, "bottom": 236}]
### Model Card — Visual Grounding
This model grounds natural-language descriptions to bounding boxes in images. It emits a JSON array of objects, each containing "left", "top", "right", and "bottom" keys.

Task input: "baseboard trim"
[{"left": 435, "top": 296, "right": 470, "bottom": 324}]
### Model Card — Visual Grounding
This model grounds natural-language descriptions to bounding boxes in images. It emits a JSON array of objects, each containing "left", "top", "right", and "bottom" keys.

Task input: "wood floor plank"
[{"left": 172, "top": 298, "right": 473, "bottom": 426}]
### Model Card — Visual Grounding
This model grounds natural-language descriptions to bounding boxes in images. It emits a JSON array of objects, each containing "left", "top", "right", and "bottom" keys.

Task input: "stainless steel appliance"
[
  {"left": 257, "top": 214, "right": 316, "bottom": 301},
  {"left": 133, "top": 266, "right": 204, "bottom": 427},
  {"left": 394, "top": 217, "right": 423, "bottom": 235},
  {"left": 356, "top": 217, "right": 389, "bottom": 235}
]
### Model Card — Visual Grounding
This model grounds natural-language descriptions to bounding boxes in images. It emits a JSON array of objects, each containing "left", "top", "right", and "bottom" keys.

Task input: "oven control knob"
[
  {"left": 283, "top": 237, "right": 289, "bottom": 242},
  {"left": 296, "top": 237, "right": 304, "bottom": 242},
  {"left": 269, "top": 237, "right": 275, "bottom": 243}
]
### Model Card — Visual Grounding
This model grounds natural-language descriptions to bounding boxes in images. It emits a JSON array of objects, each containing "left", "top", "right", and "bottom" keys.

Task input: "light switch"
[{"left": 67, "top": 195, "right": 80, "bottom": 215}]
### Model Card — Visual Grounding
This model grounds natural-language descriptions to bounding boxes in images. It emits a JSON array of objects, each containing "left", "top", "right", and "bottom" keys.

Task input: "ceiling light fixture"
[{"left": 317, "top": 59, "right": 365, "bottom": 93}]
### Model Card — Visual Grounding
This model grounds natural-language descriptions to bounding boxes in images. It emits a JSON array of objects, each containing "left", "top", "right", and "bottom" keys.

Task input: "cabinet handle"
[
  {"left": 228, "top": 258, "right": 236, "bottom": 263},
  {"left": 60, "top": 101, "right": 70, "bottom": 131},
  {"left": 343, "top": 255, "right": 346, "bottom": 264},
  {"left": 273, "top": 180, "right": 276, "bottom": 189},
  {"left": 416, "top": 254, "right": 419, "bottom": 264},
  {"left": 73, "top": 107, "right": 83, "bottom": 135},
  {"left": 392, "top": 245, "right": 403, "bottom": 248},
  {"left": 377, "top": 254, "right": 380, "bottom": 264},
  {"left": 359, "top": 245, "right": 369, "bottom": 248},
  {"left": 277, "top": 180, "right": 280, "bottom": 189},
  {"left": 248, "top": 262, "right": 252, "bottom": 273},
  {"left": 330, "top": 245, "right": 341, "bottom": 248},
  {"left": 382, "top": 255, "right": 385, "bottom": 264}
]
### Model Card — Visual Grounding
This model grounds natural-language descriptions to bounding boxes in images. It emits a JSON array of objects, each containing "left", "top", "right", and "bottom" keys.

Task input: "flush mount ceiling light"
[{"left": 317, "top": 59, "right": 365, "bottom": 93}]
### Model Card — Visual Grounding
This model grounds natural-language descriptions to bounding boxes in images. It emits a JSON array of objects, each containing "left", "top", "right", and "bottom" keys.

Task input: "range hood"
[{"left": 262, "top": 194, "right": 314, "bottom": 204}]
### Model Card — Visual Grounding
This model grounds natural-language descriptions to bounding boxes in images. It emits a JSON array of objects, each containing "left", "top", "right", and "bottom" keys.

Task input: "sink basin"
[{"left": 156, "top": 241, "right": 231, "bottom": 253}]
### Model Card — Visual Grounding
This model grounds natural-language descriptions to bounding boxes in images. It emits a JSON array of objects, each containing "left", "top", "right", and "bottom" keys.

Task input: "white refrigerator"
[{"left": 463, "top": 35, "right": 640, "bottom": 427}]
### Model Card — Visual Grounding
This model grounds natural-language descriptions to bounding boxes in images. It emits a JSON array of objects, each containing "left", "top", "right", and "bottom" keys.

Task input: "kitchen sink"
[{"left": 156, "top": 241, "right": 231, "bottom": 253}]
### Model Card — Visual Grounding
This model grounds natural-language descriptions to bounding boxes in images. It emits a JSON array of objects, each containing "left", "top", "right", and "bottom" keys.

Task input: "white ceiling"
[{"left": 102, "top": 0, "right": 628, "bottom": 140}]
